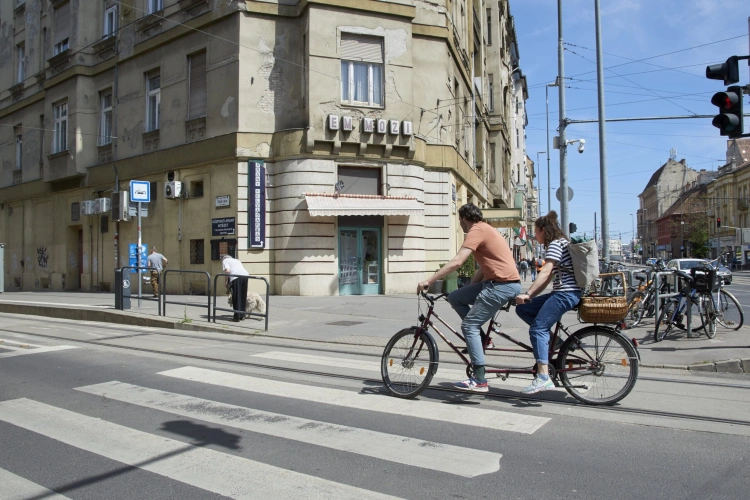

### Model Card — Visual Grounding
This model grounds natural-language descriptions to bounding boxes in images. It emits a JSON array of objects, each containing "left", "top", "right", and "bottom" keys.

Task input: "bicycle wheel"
[
  {"left": 625, "top": 291, "right": 645, "bottom": 328},
  {"left": 653, "top": 300, "right": 676, "bottom": 342},
  {"left": 716, "top": 289, "right": 744, "bottom": 330},
  {"left": 671, "top": 296, "right": 705, "bottom": 334},
  {"left": 556, "top": 326, "right": 639, "bottom": 405},
  {"left": 381, "top": 327, "right": 437, "bottom": 399},
  {"left": 700, "top": 294, "right": 717, "bottom": 339}
]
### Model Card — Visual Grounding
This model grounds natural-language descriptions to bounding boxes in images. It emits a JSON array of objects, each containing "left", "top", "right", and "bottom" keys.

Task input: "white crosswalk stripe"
[
  {"left": 0, "top": 398, "right": 401, "bottom": 500},
  {"left": 0, "top": 339, "right": 77, "bottom": 359},
  {"left": 0, "top": 467, "right": 72, "bottom": 500},
  {"left": 251, "top": 350, "right": 569, "bottom": 392},
  {"left": 159, "top": 366, "right": 550, "bottom": 434},
  {"left": 76, "top": 381, "right": 500, "bottom": 477}
]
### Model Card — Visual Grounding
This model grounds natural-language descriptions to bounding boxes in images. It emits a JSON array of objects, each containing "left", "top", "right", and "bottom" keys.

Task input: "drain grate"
[{"left": 326, "top": 320, "right": 364, "bottom": 326}]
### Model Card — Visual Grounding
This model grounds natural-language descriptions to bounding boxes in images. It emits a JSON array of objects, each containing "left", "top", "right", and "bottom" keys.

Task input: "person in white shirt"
[{"left": 222, "top": 254, "right": 250, "bottom": 322}]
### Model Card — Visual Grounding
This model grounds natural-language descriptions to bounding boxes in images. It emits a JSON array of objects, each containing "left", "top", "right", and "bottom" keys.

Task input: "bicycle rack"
[
  {"left": 118, "top": 266, "right": 159, "bottom": 309},
  {"left": 653, "top": 271, "right": 695, "bottom": 338},
  {"left": 161, "top": 270, "right": 212, "bottom": 321},
  {"left": 212, "top": 273, "right": 269, "bottom": 331}
]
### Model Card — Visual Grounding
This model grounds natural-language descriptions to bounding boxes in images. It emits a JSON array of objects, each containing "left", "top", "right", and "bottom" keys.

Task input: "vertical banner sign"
[{"left": 249, "top": 160, "right": 266, "bottom": 248}]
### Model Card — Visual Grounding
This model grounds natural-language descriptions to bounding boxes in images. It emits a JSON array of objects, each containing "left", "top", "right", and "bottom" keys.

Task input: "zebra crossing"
[
  {"left": 0, "top": 356, "right": 549, "bottom": 498},
  {"left": 0, "top": 339, "right": 77, "bottom": 359}
]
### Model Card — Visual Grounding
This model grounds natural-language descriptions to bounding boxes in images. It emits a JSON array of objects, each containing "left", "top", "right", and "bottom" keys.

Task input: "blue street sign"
[
  {"left": 130, "top": 180, "right": 151, "bottom": 203},
  {"left": 129, "top": 243, "right": 148, "bottom": 267}
]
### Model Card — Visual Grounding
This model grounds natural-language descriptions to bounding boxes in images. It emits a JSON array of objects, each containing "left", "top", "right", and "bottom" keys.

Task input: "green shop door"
[{"left": 338, "top": 228, "right": 382, "bottom": 295}]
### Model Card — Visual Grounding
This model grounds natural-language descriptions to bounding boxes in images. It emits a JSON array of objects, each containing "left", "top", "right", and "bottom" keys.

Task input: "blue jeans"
[
  {"left": 447, "top": 281, "right": 521, "bottom": 367},
  {"left": 515, "top": 291, "right": 581, "bottom": 365}
]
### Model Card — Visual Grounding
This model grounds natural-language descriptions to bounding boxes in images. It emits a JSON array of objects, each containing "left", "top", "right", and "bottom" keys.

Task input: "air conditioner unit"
[
  {"left": 111, "top": 191, "right": 129, "bottom": 221},
  {"left": 165, "top": 181, "right": 182, "bottom": 199},
  {"left": 80, "top": 200, "right": 95, "bottom": 216},
  {"left": 97, "top": 197, "right": 111, "bottom": 214}
]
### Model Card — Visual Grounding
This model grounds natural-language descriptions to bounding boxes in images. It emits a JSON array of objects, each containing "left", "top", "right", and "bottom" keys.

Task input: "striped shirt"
[{"left": 545, "top": 238, "right": 580, "bottom": 292}]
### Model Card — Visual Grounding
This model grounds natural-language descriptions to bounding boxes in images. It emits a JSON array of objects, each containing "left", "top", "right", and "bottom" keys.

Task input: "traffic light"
[
  {"left": 710, "top": 86, "right": 744, "bottom": 137},
  {"left": 569, "top": 222, "right": 577, "bottom": 234},
  {"left": 706, "top": 56, "right": 740, "bottom": 85},
  {"left": 717, "top": 217, "right": 721, "bottom": 228}
]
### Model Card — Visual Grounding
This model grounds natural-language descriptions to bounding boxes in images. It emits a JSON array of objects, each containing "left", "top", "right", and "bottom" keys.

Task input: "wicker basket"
[{"left": 579, "top": 272, "right": 629, "bottom": 324}]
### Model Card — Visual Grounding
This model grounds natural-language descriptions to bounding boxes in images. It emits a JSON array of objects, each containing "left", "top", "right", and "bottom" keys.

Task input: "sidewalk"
[{"left": 0, "top": 290, "right": 748, "bottom": 374}]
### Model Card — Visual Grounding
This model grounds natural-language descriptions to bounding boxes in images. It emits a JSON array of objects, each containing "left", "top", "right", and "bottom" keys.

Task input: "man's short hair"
[{"left": 458, "top": 203, "right": 483, "bottom": 223}]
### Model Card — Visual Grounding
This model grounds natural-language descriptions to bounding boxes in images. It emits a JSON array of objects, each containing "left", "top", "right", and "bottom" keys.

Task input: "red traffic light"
[
  {"left": 710, "top": 86, "right": 744, "bottom": 137},
  {"left": 717, "top": 218, "right": 721, "bottom": 228},
  {"left": 711, "top": 90, "right": 739, "bottom": 110}
]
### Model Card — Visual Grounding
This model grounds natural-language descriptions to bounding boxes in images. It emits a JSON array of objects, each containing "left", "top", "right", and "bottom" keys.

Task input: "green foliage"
[
  {"left": 458, "top": 253, "right": 476, "bottom": 278},
  {"left": 689, "top": 225, "right": 710, "bottom": 258}
]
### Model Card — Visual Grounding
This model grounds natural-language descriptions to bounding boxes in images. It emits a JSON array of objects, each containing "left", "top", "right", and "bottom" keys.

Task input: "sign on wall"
[
  {"left": 212, "top": 217, "right": 236, "bottom": 236},
  {"left": 215, "top": 195, "right": 231, "bottom": 208},
  {"left": 129, "top": 180, "right": 150, "bottom": 203},
  {"left": 249, "top": 160, "right": 266, "bottom": 249}
]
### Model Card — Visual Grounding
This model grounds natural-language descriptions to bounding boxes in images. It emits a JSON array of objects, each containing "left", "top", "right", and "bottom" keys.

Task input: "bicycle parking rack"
[
  {"left": 653, "top": 271, "right": 695, "bottom": 338},
  {"left": 212, "top": 273, "right": 269, "bottom": 331},
  {"left": 161, "top": 270, "right": 212, "bottom": 321},
  {"left": 117, "top": 266, "right": 159, "bottom": 310}
]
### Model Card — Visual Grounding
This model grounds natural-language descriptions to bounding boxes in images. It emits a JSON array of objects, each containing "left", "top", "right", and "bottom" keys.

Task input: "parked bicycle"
[
  {"left": 381, "top": 292, "right": 640, "bottom": 406},
  {"left": 625, "top": 260, "right": 671, "bottom": 328},
  {"left": 702, "top": 259, "right": 744, "bottom": 330},
  {"left": 653, "top": 266, "right": 718, "bottom": 341}
]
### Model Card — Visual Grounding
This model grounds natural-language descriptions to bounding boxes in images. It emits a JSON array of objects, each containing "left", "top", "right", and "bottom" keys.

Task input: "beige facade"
[{"left": 1, "top": 0, "right": 519, "bottom": 296}]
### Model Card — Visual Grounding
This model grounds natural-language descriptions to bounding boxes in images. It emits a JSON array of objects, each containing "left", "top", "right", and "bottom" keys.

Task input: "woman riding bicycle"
[{"left": 515, "top": 211, "right": 582, "bottom": 394}]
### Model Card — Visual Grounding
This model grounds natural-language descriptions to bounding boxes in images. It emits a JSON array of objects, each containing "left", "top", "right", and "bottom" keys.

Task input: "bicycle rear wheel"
[
  {"left": 556, "top": 326, "right": 639, "bottom": 405},
  {"left": 625, "top": 291, "right": 645, "bottom": 328},
  {"left": 717, "top": 289, "right": 744, "bottom": 330},
  {"left": 381, "top": 327, "right": 437, "bottom": 399},
  {"left": 654, "top": 299, "right": 676, "bottom": 342},
  {"left": 700, "top": 294, "right": 717, "bottom": 339}
]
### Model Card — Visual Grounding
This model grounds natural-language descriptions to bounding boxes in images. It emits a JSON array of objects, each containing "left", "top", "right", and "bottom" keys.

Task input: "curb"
[{"left": 2, "top": 302, "right": 749, "bottom": 375}]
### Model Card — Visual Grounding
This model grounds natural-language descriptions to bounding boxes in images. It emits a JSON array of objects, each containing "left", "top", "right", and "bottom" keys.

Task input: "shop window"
[
  {"left": 191, "top": 181, "right": 204, "bottom": 198},
  {"left": 338, "top": 166, "right": 380, "bottom": 195},
  {"left": 190, "top": 239, "right": 205, "bottom": 264}
]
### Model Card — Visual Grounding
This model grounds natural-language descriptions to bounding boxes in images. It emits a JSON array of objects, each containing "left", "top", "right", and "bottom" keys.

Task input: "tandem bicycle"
[{"left": 381, "top": 292, "right": 640, "bottom": 406}]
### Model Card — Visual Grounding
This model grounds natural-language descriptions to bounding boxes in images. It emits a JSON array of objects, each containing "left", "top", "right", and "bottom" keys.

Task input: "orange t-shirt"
[{"left": 461, "top": 222, "right": 520, "bottom": 282}]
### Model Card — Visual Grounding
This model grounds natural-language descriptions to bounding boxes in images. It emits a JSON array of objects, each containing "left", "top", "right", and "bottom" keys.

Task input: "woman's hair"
[
  {"left": 535, "top": 211, "right": 567, "bottom": 246},
  {"left": 458, "top": 203, "right": 483, "bottom": 222}
]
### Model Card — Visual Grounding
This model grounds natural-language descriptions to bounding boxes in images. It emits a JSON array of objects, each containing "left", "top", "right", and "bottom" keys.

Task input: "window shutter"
[
  {"left": 55, "top": 3, "right": 71, "bottom": 44},
  {"left": 340, "top": 34, "right": 383, "bottom": 64},
  {"left": 188, "top": 51, "right": 207, "bottom": 120}
]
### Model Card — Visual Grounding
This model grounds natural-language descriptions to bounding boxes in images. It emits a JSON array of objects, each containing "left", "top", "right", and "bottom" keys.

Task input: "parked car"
[{"left": 665, "top": 258, "right": 732, "bottom": 285}]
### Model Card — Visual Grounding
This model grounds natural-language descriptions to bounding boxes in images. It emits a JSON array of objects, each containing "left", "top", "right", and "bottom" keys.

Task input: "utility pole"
[
  {"left": 594, "top": 212, "right": 598, "bottom": 250},
  {"left": 594, "top": 0, "right": 610, "bottom": 262},
  {"left": 557, "top": 0, "right": 569, "bottom": 236},
  {"left": 545, "top": 82, "right": 557, "bottom": 215}
]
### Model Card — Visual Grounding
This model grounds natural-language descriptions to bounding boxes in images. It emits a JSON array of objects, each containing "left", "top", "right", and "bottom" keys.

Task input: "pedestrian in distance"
[
  {"left": 222, "top": 254, "right": 250, "bottom": 322},
  {"left": 519, "top": 258, "right": 529, "bottom": 281},
  {"left": 417, "top": 203, "right": 521, "bottom": 393},
  {"left": 515, "top": 211, "right": 583, "bottom": 395},
  {"left": 530, "top": 258, "right": 537, "bottom": 281},
  {"left": 146, "top": 248, "right": 168, "bottom": 298}
]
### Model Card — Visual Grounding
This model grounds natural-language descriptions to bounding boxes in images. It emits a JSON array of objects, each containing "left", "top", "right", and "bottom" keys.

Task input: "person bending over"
[
  {"left": 418, "top": 203, "right": 521, "bottom": 393},
  {"left": 515, "top": 211, "right": 582, "bottom": 394}
]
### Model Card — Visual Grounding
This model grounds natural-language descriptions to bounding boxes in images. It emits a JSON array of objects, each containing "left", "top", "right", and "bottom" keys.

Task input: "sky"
[{"left": 510, "top": 0, "right": 750, "bottom": 244}]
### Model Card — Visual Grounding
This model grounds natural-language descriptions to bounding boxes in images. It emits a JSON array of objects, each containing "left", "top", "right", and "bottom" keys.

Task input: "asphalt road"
[{"left": 1, "top": 313, "right": 749, "bottom": 500}]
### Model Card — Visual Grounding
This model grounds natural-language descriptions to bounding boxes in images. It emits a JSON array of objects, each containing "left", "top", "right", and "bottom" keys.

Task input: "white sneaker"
[{"left": 521, "top": 377, "right": 555, "bottom": 394}]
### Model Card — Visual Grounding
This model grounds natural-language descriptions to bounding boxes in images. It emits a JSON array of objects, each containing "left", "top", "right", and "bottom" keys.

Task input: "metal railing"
[
  {"left": 212, "top": 273, "right": 269, "bottom": 331},
  {"left": 653, "top": 270, "right": 696, "bottom": 338},
  {"left": 161, "top": 270, "right": 211, "bottom": 320},
  {"left": 118, "top": 266, "right": 158, "bottom": 309}
]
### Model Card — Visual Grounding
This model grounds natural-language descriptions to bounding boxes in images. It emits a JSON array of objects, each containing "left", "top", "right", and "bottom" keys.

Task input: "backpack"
[
  {"left": 565, "top": 237, "right": 600, "bottom": 290},
  {"left": 519, "top": 260, "right": 528, "bottom": 270}
]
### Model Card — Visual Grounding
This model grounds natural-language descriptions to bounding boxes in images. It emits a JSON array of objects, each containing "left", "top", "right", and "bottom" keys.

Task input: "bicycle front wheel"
[
  {"left": 654, "top": 300, "right": 676, "bottom": 342},
  {"left": 717, "top": 289, "right": 744, "bottom": 330},
  {"left": 557, "top": 327, "right": 639, "bottom": 405},
  {"left": 700, "top": 294, "right": 717, "bottom": 339},
  {"left": 381, "top": 327, "right": 437, "bottom": 399}
]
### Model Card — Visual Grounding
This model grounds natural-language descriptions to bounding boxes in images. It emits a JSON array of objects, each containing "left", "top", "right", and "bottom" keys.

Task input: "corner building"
[{"left": 0, "top": 0, "right": 520, "bottom": 296}]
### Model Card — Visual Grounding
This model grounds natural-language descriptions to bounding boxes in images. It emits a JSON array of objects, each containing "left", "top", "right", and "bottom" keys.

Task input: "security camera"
[{"left": 578, "top": 139, "right": 585, "bottom": 154}]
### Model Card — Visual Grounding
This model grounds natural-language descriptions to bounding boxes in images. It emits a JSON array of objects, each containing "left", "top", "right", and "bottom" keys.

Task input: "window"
[
  {"left": 148, "top": 0, "right": 163, "bottom": 14},
  {"left": 54, "top": 2, "right": 70, "bottom": 55},
  {"left": 99, "top": 91, "right": 113, "bottom": 145},
  {"left": 516, "top": 129, "right": 519, "bottom": 149},
  {"left": 188, "top": 51, "right": 207, "bottom": 120},
  {"left": 488, "top": 74, "right": 494, "bottom": 111},
  {"left": 191, "top": 181, "right": 204, "bottom": 198},
  {"left": 100, "top": 215, "right": 109, "bottom": 234},
  {"left": 104, "top": 5, "right": 117, "bottom": 38},
  {"left": 53, "top": 102, "right": 68, "bottom": 153},
  {"left": 486, "top": 8, "right": 492, "bottom": 45},
  {"left": 16, "top": 43, "right": 25, "bottom": 84},
  {"left": 190, "top": 239, "right": 205, "bottom": 265},
  {"left": 15, "top": 127, "right": 22, "bottom": 171},
  {"left": 71, "top": 202, "right": 80, "bottom": 222},
  {"left": 340, "top": 34, "right": 383, "bottom": 107},
  {"left": 146, "top": 72, "right": 160, "bottom": 132}
]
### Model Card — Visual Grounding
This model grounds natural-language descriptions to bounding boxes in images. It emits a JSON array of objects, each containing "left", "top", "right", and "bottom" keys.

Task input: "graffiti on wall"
[{"left": 37, "top": 246, "right": 49, "bottom": 268}]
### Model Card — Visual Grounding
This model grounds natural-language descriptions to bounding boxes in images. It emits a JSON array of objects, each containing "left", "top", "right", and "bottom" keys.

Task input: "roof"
[{"left": 642, "top": 164, "right": 666, "bottom": 192}]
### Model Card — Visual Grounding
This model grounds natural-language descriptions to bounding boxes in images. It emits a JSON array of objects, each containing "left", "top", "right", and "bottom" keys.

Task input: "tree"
[{"left": 689, "top": 225, "right": 710, "bottom": 258}]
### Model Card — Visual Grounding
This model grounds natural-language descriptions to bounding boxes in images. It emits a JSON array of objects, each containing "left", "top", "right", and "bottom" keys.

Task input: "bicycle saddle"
[{"left": 672, "top": 269, "right": 693, "bottom": 283}]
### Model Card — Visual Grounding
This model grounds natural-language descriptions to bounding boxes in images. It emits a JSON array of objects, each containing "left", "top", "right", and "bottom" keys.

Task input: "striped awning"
[{"left": 305, "top": 193, "right": 423, "bottom": 217}]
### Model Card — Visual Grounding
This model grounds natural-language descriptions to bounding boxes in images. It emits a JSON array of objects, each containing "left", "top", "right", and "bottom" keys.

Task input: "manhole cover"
[{"left": 326, "top": 321, "right": 364, "bottom": 326}]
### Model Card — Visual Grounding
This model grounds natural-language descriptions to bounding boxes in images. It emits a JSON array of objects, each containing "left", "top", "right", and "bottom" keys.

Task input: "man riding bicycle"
[
  {"left": 418, "top": 203, "right": 521, "bottom": 393},
  {"left": 515, "top": 211, "right": 582, "bottom": 394}
]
